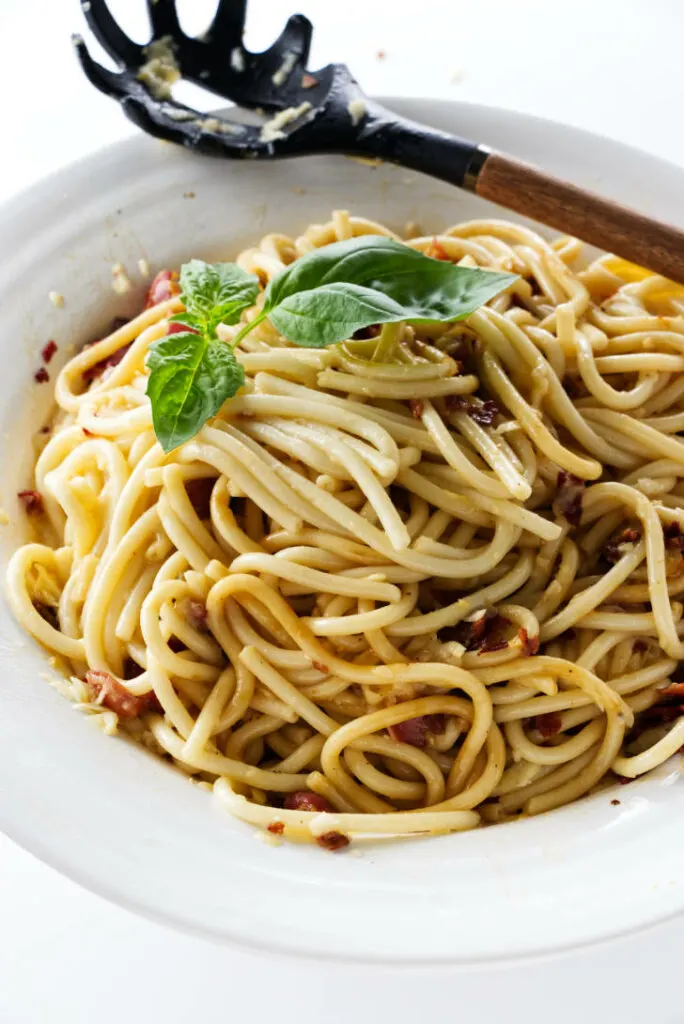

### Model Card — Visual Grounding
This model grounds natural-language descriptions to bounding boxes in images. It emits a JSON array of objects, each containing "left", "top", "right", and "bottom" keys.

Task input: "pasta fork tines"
[{"left": 73, "top": 0, "right": 363, "bottom": 158}]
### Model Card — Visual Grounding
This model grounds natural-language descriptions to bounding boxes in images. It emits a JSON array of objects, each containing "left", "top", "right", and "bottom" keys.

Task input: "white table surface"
[{"left": 2, "top": 2, "right": 684, "bottom": 1021}]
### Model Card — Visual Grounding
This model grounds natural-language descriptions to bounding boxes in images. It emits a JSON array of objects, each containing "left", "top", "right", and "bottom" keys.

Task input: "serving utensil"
[{"left": 74, "top": 0, "right": 684, "bottom": 284}]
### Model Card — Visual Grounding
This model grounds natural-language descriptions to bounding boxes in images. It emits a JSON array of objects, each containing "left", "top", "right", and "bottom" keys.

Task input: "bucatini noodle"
[{"left": 8, "top": 211, "right": 684, "bottom": 848}]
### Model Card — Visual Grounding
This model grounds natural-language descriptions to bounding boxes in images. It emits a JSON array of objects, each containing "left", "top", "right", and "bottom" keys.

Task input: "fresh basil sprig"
[
  {"left": 146, "top": 237, "right": 517, "bottom": 451},
  {"left": 146, "top": 261, "right": 259, "bottom": 452}
]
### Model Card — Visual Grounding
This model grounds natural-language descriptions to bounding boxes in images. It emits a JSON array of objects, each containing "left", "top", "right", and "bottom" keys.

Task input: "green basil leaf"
[
  {"left": 169, "top": 311, "right": 202, "bottom": 330},
  {"left": 263, "top": 236, "right": 516, "bottom": 344},
  {"left": 269, "top": 282, "right": 408, "bottom": 347},
  {"left": 146, "top": 331, "right": 245, "bottom": 452},
  {"left": 180, "top": 260, "right": 259, "bottom": 328}
]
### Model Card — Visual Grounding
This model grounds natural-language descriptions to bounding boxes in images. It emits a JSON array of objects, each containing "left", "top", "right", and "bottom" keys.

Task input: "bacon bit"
[
  {"left": 312, "top": 661, "right": 329, "bottom": 675},
  {"left": 33, "top": 367, "right": 49, "bottom": 384},
  {"left": 519, "top": 627, "right": 540, "bottom": 656},
  {"left": 446, "top": 394, "right": 500, "bottom": 426},
  {"left": 610, "top": 798, "right": 621, "bottom": 806},
  {"left": 657, "top": 682, "right": 684, "bottom": 699},
  {"left": 536, "top": 711, "right": 562, "bottom": 738},
  {"left": 185, "top": 477, "right": 215, "bottom": 519},
  {"left": 167, "top": 321, "right": 198, "bottom": 336},
  {"left": 409, "top": 399, "right": 425, "bottom": 419},
  {"left": 388, "top": 714, "right": 445, "bottom": 748},
  {"left": 425, "top": 237, "right": 450, "bottom": 261},
  {"left": 41, "top": 340, "right": 57, "bottom": 364},
  {"left": 144, "top": 269, "right": 180, "bottom": 309},
  {"left": 664, "top": 521, "right": 684, "bottom": 551},
  {"left": 187, "top": 600, "right": 208, "bottom": 632},
  {"left": 604, "top": 527, "right": 641, "bottom": 564},
  {"left": 34, "top": 602, "right": 58, "bottom": 629},
  {"left": 553, "top": 471, "right": 585, "bottom": 527},
  {"left": 284, "top": 791, "right": 333, "bottom": 813},
  {"left": 17, "top": 489, "right": 43, "bottom": 514},
  {"left": 438, "top": 610, "right": 510, "bottom": 652},
  {"left": 301, "top": 72, "right": 318, "bottom": 88},
  {"left": 84, "top": 669, "right": 162, "bottom": 719},
  {"left": 267, "top": 821, "right": 285, "bottom": 835},
  {"left": 40, "top": 425, "right": 51, "bottom": 435},
  {"left": 316, "top": 831, "right": 350, "bottom": 851},
  {"left": 82, "top": 342, "right": 133, "bottom": 384}
]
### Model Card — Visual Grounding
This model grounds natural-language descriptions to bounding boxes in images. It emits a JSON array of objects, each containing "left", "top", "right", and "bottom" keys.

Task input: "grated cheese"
[
  {"left": 260, "top": 102, "right": 311, "bottom": 143},
  {"left": 49, "top": 290, "right": 65, "bottom": 309},
  {"left": 137, "top": 36, "right": 180, "bottom": 101},
  {"left": 347, "top": 99, "right": 366, "bottom": 126},
  {"left": 271, "top": 51, "right": 297, "bottom": 87},
  {"left": 111, "top": 263, "right": 133, "bottom": 295}
]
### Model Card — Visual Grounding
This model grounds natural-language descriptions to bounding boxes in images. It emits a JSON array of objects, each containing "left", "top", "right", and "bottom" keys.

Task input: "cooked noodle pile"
[{"left": 9, "top": 211, "right": 684, "bottom": 847}]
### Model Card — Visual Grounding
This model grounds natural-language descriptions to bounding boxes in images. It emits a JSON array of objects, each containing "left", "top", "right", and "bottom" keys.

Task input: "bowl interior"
[{"left": 1, "top": 99, "right": 684, "bottom": 964}]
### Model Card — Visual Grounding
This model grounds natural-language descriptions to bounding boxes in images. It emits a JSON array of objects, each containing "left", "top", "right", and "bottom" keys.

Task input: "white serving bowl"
[{"left": 1, "top": 99, "right": 683, "bottom": 965}]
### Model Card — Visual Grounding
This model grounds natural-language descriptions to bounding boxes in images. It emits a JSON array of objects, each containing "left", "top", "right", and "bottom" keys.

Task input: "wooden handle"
[{"left": 475, "top": 151, "right": 684, "bottom": 284}]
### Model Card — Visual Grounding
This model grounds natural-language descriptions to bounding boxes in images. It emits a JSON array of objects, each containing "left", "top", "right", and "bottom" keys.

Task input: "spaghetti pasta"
[{"left": 8, "top": 210, "right": 684, "bottom": 848}]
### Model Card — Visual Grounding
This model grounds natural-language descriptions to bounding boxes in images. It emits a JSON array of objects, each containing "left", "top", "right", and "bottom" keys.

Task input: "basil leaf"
[
  {"left": 263, "top": 236, "right": 516, "bottom": 339},
  {"left": 146, "top": 331, "right": 245, "bottom": 452},
  {"left": 269, "top": 282, "right": 409, "bottom": 347},
  {"left": 180, "top": 260, "right": 259, "bottom": 328},
  {"left": 169, "top": 311, "right": 202, "bottom": 330}
]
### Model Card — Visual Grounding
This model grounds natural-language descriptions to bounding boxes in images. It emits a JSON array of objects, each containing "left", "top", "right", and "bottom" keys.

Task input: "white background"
[{"left": 2, "top": 1, "right": 684, "bottom": 1021}]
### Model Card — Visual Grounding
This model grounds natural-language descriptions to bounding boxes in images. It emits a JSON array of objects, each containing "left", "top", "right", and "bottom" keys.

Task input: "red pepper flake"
[
  {"left": 185, "top": 477, "right": 215, "bottom": 519},
  {"left": 284, "top": 791, "right": 333, "bottom": 813},
  {"left": 267, "top": 821, "right": 285, "bottom": 835},
  {"left": 39, "top": 425, "right": 51, "bottom": 435},
  {"left": 312, "top": 661, "right": 329, "bottom": 675},
  {"left": 82, "top": 428, "right": 94, "bottom": 437},
  {"left": 425, "top": 237, "right": 450, "bottom": 261},
  {"left": 84, "top": 669, "right": 162, "bottom": 719},
  {"left": 409, "top": 399, "right": 425, "bottom": 419},
  {"left": 604, "top": 527, "right": 641, "bottom": 564},
  {"left": 17, "top": 489, "right": 43, "bottom": 514},
  {"left": 301, "top": 73, "right": 318, "bottom": 88},
  {"left": 536, "top": 711, "right": 562, "bottom": 738},
  {"left": 33, "top": 367, "right": 49, "bottom": 384},
  {"left": 375, "top": 49, "right": 386, "bottom": 60},
  {"left": 316, "top": 831, "right": 350, "bottom": 851},
  {"left": 610, "top": 798, "right": 621, "bottom": 806},
  {"left": 41, "top": 340, "right": 58, "bottom": 364},
  {"left": 553, "top": 471, "right": 585, "bottom": 527},
  {"left": 446, "top": 394, "right": 500, "bottom": 426},
  {"left": 144, "top": 269, "right": 180, "bottom": 309},
  {"left": 519, "top": 627, "right": 540, "bottom": 656},
  {"left": 616, "top": 775, "right": 634, "bottom": 785},
  {"left": 388, "top": 714, "right": 445, "bottom": 748}
]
